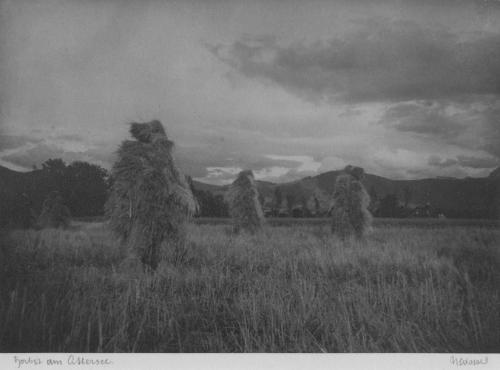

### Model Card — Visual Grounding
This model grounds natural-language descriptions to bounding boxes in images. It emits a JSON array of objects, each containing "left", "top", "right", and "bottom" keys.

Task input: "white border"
[{"left": 0, "top": 353, "right": 499, "bottom": 370}]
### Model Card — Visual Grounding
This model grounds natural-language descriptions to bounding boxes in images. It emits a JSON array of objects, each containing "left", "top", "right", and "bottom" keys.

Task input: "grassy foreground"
[{"left": 1, "top": 222, "right": 499, "bottom": 352}]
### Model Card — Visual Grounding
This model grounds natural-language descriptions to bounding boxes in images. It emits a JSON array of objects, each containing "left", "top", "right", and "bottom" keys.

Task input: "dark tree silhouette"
[
  {"left": 10, "top": 193, "right": 36, "bottom": 229},
  {"left": 403, "top": 185, "right": 412, "bottom": 208},
  {"left": 274, "top": 186, "right": 283, "bottom": 211},
  {"left": 314, "top": 196, "right": 321, "bottom": 216},
  {"left": 65, "top": 161, "right": 109, "bottom": 217},
  {"left": 376, "top": 194, "right": 400, "bottom": 218},
  {"left": 286, "top": 193, "right": 295, "bottom": 215}
]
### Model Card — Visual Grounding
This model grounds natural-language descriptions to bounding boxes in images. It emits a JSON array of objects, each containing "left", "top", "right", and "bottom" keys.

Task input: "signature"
[
  {"left": 450, "top": 356, "right": 489, "bottom": 367},
  {"left": 14, "top": 355, "right": 113, "bottom": 368}
]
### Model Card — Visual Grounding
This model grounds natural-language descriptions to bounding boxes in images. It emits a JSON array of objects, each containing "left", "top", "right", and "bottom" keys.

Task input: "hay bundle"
[
  {"left": 105, "top": 120, "right": 197, "bottom": 270},
  {"left": 331, "top": 165, "right": 372, "bottom": 239},
  {"left": 226, "top": 170, "right": 264, "bottom": 233},
  {"left": 37, "top": 191, "right": 71, "bottom": 229}
]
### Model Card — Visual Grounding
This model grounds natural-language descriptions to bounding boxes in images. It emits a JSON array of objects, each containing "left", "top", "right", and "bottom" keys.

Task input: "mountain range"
[
  {"left": 194, "top": 167, "right": 500, "bottom": 218},
  {"left": 1, "top": 164, "right": 500, "bottom": 219}
]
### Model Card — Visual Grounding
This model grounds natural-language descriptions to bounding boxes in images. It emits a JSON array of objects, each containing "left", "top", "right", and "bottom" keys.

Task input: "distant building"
[
  {"left": 410, "top": 203, "right": 436, "bottom": 218},
  {"left": 278, "top": 208, "right": 290, "bottom": 217}
]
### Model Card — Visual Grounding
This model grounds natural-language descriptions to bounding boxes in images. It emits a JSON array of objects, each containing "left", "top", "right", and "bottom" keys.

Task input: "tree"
[
  {"left": 65, "top": 161, "right": 109, "bottom": 217},
  {"left": 368, "top": 185, "right": 379, "bottom": 214},
  {"left": 300, "top": 196, "right": 311, "bottom": 217},
  {"left": 403, "top": 185, "right": 412, "bottom": 208},
  {"left": 274, "top": 186, "right": 283, "bottom": 211},
  {"left": 376, "top": 194, "right": 400, "bottom": 218},
  {"left": 9, "top": 193, "right": 36, "bottom": 229},
  {"left": 41, "top": 158, "right": 66, "bottom": 174},
  {"left": 286, "top": 193, "right": 295, "bottom": 215},
  {"left": 314, "top": 196, "right": 320, "bottom": 216},
  {"left": 39, "top": 158, "right": 68, "bottom": 197},
  {"left": 258, "top": 192, "right": 265, "bottom": 210}
]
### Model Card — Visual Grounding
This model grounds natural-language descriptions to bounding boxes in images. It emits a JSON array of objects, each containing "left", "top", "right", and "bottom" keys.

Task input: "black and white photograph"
[{"left": 0, "top": 0, "right": 499, "bottom": 366}]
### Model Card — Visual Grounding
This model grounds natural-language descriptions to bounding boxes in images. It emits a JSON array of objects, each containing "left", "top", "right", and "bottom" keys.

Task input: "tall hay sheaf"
[
  {"left": 105, "top": 120, "right": 197, "bottom": 270},
  {"left": 37, "top": 191, "right": 71, "bottom": 229},
  {"left": 226, "top": 170, "right": 264, "bottom": 233},
  {"left": 331, "top": 165, "right": 372, "bottom": 240}
]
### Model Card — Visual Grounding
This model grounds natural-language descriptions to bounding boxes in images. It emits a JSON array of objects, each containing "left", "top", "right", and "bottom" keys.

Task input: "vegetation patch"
[{"left": 1, "top": 223, "right": 499, "bottom": 352}]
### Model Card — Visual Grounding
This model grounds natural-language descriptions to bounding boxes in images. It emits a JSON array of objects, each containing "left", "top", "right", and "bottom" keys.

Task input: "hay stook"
[
  {"left": 226, "top": 170, "right": 264, "bottom": 234},
  {"left": 331, "top": 165, "right": 372, "bottom": 240},
  {"left": 105, "top": 120, "right": 197, "bottom": 270},
  {"left": 37, "top": 191, "right": 71, "bottom": 229}
]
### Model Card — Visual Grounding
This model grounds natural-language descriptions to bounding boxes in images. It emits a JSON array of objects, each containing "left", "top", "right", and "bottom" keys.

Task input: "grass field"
[{"left": 1, "top": 221, "right": 499, "bottom": 352}]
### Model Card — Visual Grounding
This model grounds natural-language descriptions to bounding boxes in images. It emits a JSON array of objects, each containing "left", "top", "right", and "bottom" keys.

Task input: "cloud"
[
  {"left": 428, "top": 155, "right": 458, "bottom": 168},
  {"left": 427, "top": 154, "right": 498, "bottom": 177},
  {"left": 265, "top": 155, "right": 321, "bottom": 173},
  {"left": 1, "top": 142, "right": 112, "bottom": 169},
  {"left": 197, "top": 166, "right": 242, "bottom": 184},
  {"left": 210, "top": 19, "right": 500, "bottom": 103},
  {"left": 56, "top": 134, "right": 84, "bottom": 142},
  {"left": 480, "top": 105, "right": 500, "bottom": 157},
  {"left": 2, "top": 1, "right": 499, "bottom": 182},
  {"left": 379, "top": 99, "right": 500, "bottom": 160},
  {"left": 456, "top": 155, "right": 499, "bottom": 169},
  {"left": 175, "top": 145, "right": 307, "bottom": 180},
  {"left": 0, "top": 135, "right": 41, "bottom": 150},
  {"left": 382, "top": 101, "right": 466, "bottom": 139},
  {"left": 318, "top": 156, "right": 349, "bottom": 173},
  {"left": 407, "top": 166, "right": 471, "bottom": 180}
]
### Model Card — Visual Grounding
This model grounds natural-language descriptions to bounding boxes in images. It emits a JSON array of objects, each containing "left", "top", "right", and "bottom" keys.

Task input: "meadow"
[{"left": 1, "top": 221, "right": 499, "bottom": 352}]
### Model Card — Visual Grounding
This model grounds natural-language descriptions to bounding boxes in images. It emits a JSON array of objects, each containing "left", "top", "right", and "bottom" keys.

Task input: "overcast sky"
[{"left": 1, "top": 0, "right": 499, "bottom": 184}]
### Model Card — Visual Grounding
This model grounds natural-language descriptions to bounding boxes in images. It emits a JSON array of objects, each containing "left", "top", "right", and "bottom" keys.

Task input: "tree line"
[
  {"left": 2, "top": 158, "right": 109, "bottom": 228},
  {"left": 3, "top": 157, "right": 496, "bottom": 228}
]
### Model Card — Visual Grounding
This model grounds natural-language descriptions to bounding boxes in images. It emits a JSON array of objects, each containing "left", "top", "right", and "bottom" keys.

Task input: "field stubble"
[{"left": 0, "top": 221, "right": 499, "bottom": 352}]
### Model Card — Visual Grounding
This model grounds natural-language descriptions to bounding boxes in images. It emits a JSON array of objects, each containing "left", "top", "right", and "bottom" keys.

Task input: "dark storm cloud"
[
  {"left": 0, "top": 135, "right": 41, "bottom": 150},
  {"left": 2, "top": 0, "right": 499, "bottom": 182},
  {"left": 407, "top": 166, "right": 470, "bottom": 179},
  {"left": 428, "top": 155, "right": 458, "bottom": 168},
  {"left": 380, "top": 99, "right": 500, "bottom": 160},
  {"left": 175, "top": 146, "right": 304, "bottom": 178},
  {"left": 56, "top": 134, "right": 84, "bottom": 142},
  {"left": 381, "top": 101, "right": 466, "bottom": 139},
  {"left": 428, "top": 154, "right": 499, "bottom": 170},
  {"left": 480, "top": 105, "right": 500, "bottom": 157},
  {"left": 456, "top": 155, "right": 499, "bottom": 169},
  {"left": 210, "top": 19, "right": 500, "bottom": 103}
]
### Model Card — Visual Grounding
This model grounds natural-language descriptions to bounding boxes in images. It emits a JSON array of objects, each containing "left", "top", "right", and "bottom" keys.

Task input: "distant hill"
[
  {"left": 489, "top": 167, "right": 500, "bottom": 180},
  {"left": 1, "top": 165, "right": 500, "bottom": 220},
  {"left": 194, "top": 167, "right": 500, "bottom": 219}
]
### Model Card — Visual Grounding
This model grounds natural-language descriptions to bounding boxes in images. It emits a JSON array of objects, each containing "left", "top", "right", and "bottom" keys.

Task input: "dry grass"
[{"left": 1, "top": 222, "right": 499, "bottom": 352}]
